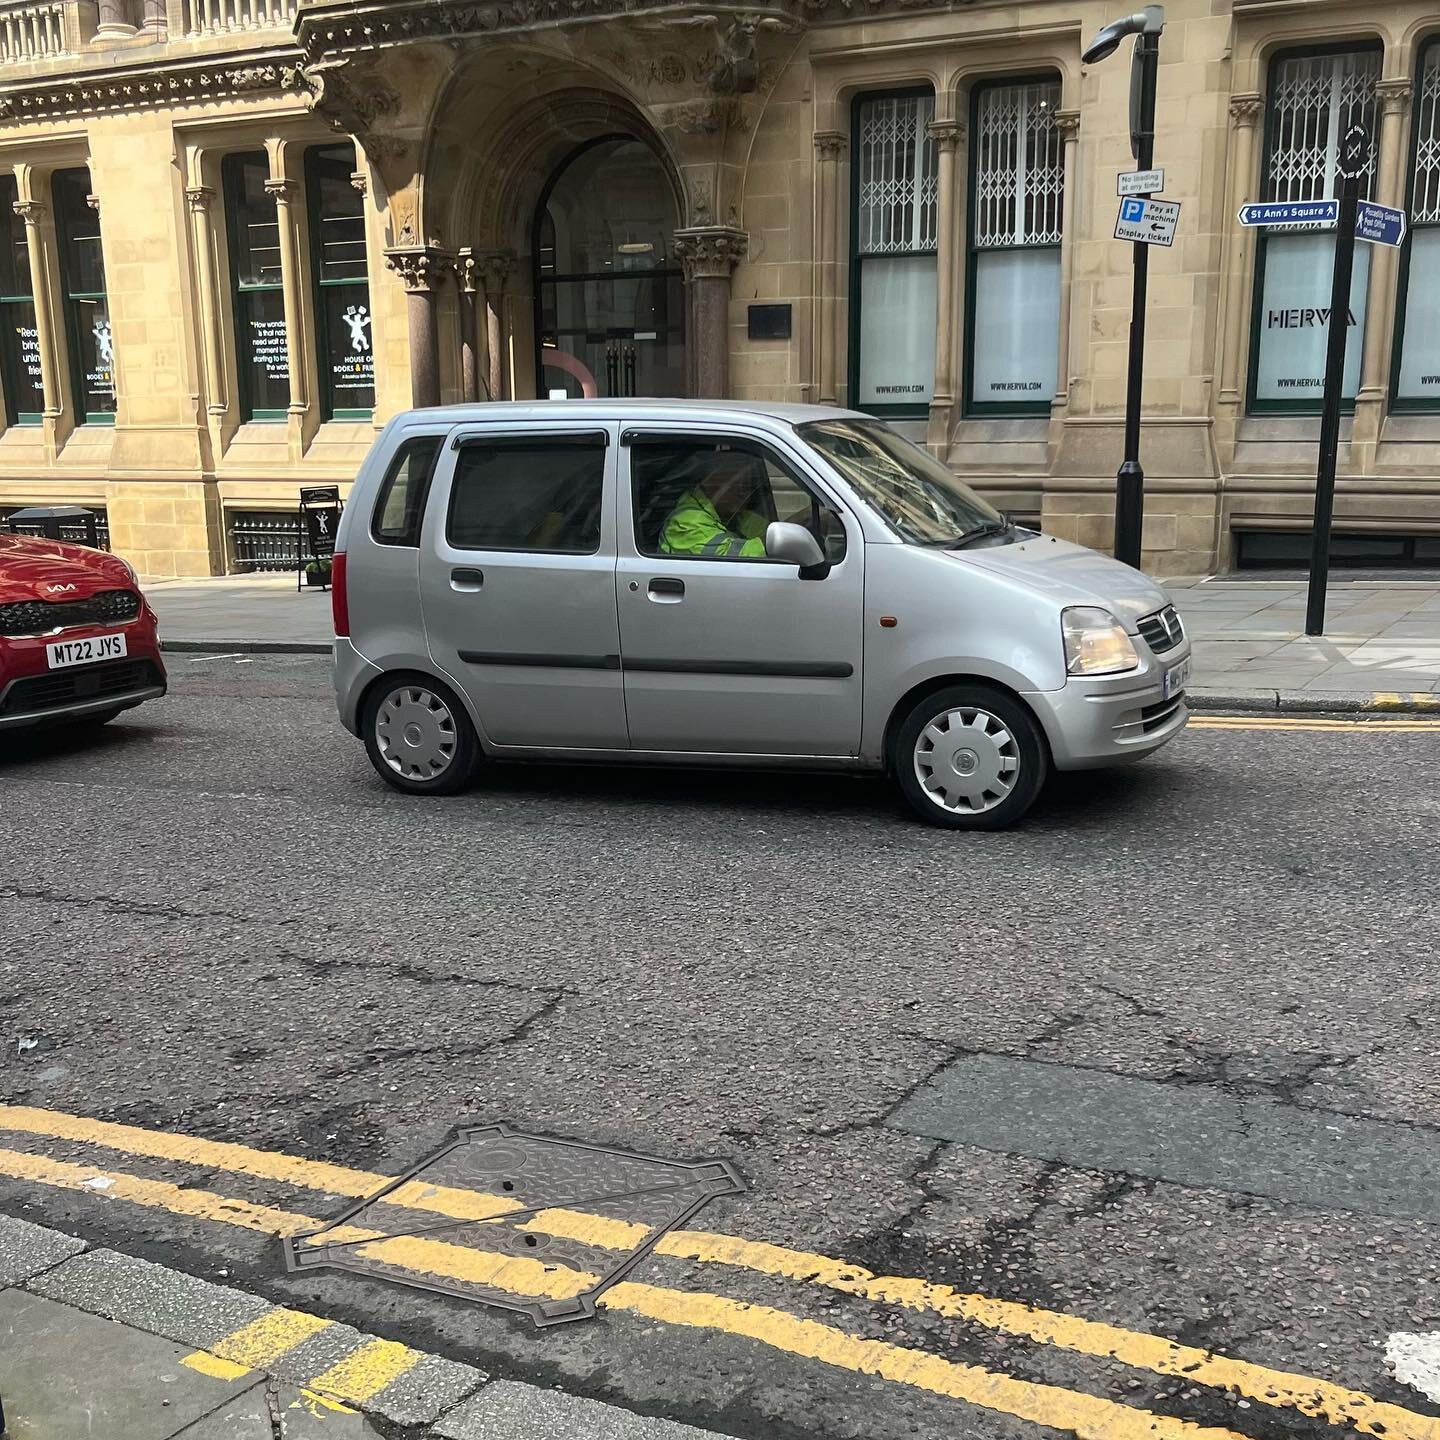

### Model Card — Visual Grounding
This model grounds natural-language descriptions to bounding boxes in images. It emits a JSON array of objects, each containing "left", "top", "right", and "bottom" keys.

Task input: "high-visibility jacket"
[{"left": 660, "top": 489, "right": 766, "bottom": 558}]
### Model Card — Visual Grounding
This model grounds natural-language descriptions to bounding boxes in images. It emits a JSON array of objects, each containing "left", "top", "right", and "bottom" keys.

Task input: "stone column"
[
  {"left": 813, "top": 131, "right": 846, "bottom": 404},
  {"left": 263, "top": 176, "right": 308, "bottom": 449},
  {"left": 94, "top": 0, "right": 138, "bottom": 41},
  {"left": 674, "top": 226, "right": 747, "bottom": 399},
  {"left": 13, "top": 199, "right": 61, "bottom": 422},
  {"left": 457, "top": 248, "right": 480, "bottom": 403},
  {"left": 479, "top": 252, "right": 512, "bottom": 401},
  {"left": 385, "top": 247, "right": 453, "bottom": 409},
  {"left": 926, "top": 119, "right": 964, "bottom": 450},
  {"left": 1052, "top": 110, "right": 1081, "bottom": 409},
  {"left": 184, "top": 186, "right": 226, "bottom": 430},
  {"left": 1217, "top": 94, "right": 1263, "bottom": 408},
  {"left": 1355, "top": 76, "right": 1414, "bottom": 455}
]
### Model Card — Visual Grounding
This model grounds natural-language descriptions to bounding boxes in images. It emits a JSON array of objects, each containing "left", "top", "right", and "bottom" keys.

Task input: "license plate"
[
  {"left": 46, "top": 633, "right": 127, "bottom": 669},
  {"left": 1163, "top": 656, "right": 1191, "bottom": 700}
]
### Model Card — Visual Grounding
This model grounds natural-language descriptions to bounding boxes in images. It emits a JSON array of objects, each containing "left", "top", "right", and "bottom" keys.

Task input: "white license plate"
[
  {"left": 1163, "top": 656, "right": 1191, "bottom": 700},
  {"left": 46, "top": 633, "right": 127, "bottom": 669}
]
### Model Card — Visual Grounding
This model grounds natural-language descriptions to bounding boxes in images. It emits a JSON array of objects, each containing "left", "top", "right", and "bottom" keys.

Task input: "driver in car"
[{"left": 660, "top": 453, "right": 770, "bottom": 559}]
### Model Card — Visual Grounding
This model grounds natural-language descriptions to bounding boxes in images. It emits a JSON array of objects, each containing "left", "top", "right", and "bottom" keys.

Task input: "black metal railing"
[{"left": 227, "top": 511, "right": 301, "bottom": 572}]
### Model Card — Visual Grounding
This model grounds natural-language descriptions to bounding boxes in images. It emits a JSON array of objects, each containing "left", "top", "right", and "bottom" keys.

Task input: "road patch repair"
[
  {"left": 2, "top": 1105, "right": 1440, "bottom": 1438},
  {"left": 282, "top": 1123, "right": 745, "bottom": 1324}
]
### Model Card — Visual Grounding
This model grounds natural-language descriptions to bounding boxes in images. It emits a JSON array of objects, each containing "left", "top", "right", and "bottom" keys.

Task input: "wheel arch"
[
  {"left": 882, "top": 674, "right": 1053, "bottom": 776},
  {"left": 356, "top": 666, "right": 489, "bottom": 758}
]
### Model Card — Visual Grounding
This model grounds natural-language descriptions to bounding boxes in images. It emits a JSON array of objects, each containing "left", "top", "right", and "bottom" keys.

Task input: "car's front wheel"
[
  {"left": 891, "top": 683, "right": 1049, "bottom": 830},
  {"left": 361, "top": 673, "right": 480, "bottom": 796}
]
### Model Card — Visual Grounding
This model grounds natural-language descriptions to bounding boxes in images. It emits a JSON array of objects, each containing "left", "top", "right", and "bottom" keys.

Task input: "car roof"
[{"left": 388, "top": 399, "right": 869, "bottom": 427}]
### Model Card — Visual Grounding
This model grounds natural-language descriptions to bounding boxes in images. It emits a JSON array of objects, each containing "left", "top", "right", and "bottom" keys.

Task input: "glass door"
[{"left": 534, "top": 136, "right": 686, "bottom": 398}]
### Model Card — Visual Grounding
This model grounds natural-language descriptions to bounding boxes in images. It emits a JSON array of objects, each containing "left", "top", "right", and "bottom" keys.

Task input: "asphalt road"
[{"left": 2, "top": 655, "right": 1439, "bottom": 1440}]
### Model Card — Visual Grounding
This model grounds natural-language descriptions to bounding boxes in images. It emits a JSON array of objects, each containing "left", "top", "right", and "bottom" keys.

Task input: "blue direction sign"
[
  {"left": 1355, "top": 200, "right": 1406, "bottom": 247},
  {"left": 1238, "top": 199, "right": 1339, "bottom": 227}
]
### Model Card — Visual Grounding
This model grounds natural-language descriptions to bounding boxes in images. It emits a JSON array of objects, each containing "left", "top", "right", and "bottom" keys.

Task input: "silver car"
[{"left": 331, "top": 401, "right": 1190, "bottom": 828}]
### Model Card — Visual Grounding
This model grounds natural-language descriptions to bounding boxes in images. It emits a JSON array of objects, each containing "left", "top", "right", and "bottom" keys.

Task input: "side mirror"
[{"left": 765, "top": 521, "right": 828, "bottom": 578}]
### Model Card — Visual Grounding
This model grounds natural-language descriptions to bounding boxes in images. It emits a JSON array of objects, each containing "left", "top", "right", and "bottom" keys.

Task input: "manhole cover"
[{"left": 281, "top": 1124, "right": 745, "bottom": 1325}]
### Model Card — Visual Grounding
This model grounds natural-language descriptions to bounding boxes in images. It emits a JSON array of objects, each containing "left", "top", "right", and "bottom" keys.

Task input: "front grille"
[
  {"left": 1137, "top": 605, "right": 1184, "bottom": 655},
  {"left": 1140, "top": 695, "right": 1183, "bottom": 733},
  {"left": 0, "top": 659, "right": 162, "bottom": 718},
  {"left": 0, "top": 589, "right": 140, "bottom": 637}
]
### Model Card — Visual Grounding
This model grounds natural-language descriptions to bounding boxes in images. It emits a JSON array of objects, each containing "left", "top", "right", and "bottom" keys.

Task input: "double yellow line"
[
  {"left": 1, "top": 1103, "right": 1434, "bottom": 1440},
  {"left": 1191, "top": 714, "right": 1440, "bottom": 732}
]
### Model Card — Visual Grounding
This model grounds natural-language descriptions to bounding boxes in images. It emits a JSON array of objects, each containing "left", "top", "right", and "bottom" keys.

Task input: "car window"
[
  {"left": 630, "top": 435, "right": 846, "bottom": 563},
  {"left": 372, "top": 435, "right": 443, "bottom": 546},
  {"left": 447, "top": 434, "right": 606, "bottom": 554},
  {"left": 797, "top": 417, "right": 1002, "bottom": 546}
]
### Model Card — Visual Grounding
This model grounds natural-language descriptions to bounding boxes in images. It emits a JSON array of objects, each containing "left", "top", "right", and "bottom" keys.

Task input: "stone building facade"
[{"left": 0, "top": 0, "right": 1437, "bottom": 576}]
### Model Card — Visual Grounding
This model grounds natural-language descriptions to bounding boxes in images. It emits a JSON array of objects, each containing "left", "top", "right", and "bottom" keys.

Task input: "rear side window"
[
  {"left": 371, "top": 435, "right": 443, "bottom": 546},
  {"left": 447, "top": 434, "right": 606, "bottom": 554}
]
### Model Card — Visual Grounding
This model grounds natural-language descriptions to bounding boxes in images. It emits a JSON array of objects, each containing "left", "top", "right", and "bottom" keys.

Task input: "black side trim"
[
  {"left": 625, "top": 658, "right": 854, "bottom": 679},
  {"left": 460, "top": 650, "right": 621, "bottom": 670}
]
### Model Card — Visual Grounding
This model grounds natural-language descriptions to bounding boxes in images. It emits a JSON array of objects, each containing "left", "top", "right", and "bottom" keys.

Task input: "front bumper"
[
  {"left": 1026, "top": 638, "right": 1192, "bottom": 770},
  {"left": 0, "top": 656, "right": 167, "bottom": 731}
]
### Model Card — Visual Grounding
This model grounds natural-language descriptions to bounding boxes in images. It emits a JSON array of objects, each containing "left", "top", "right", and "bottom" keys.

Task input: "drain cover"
[{"left": 281, "top": 1124, "right": 745, "bottom": 1325}]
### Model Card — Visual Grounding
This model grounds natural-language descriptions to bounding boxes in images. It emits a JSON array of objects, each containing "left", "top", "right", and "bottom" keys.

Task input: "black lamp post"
[{"left": 1083, "top": 5, "right": 1165, "bottom": 570}]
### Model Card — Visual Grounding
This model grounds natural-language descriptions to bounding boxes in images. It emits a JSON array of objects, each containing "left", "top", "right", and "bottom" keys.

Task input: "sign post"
[
  {"left": 1084, "top": 5, "right": 1167, "bottom": 570},
  {"left": 1304, "top": 126, "right": 1369, "bottom": 638}
]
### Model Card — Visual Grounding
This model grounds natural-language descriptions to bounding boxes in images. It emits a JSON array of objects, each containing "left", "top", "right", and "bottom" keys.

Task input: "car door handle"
[
  {"left": 648, "top": 577, "right": 684, "bottom": 602},
  {"left": 450, "top": 567, "right": 484, "bottom": 592}
]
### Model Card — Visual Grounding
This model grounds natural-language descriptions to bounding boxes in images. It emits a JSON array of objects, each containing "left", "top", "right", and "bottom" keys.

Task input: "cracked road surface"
[{"left": 2, "top": 655, "right": 1439, "bottom": 1439}]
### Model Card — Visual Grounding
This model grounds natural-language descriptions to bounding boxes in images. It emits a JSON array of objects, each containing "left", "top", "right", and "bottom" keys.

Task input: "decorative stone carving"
[
  {"left": 1053, "top": 109, "right": 1079, "bottom": 141},
  {"left": 385, "top": 246, "right": 454, "bottom": 292},
  {"left": 1229, "top": 93, "right": 1263, "bottom": 128},
  {"left": 184, "top": 185, "right": 215, "bottom": 212},
  {"left": 12, "top": 200, "right": 47, "bottom": 225},
  {"left": 814, "top": 131, "right": 846, "bottom": 160},
  {"left": 673, "top": 226, "right": 747, "bottom": 280},
  {"left": 1377, "top": 78, "right": 1414, "bottom": 114},
  {"left": 0, "top": 60, "right": 291, "bottom": 123},
  {"left": 925, "top": 118, "right": 964, "bottom": 151},
  {"left": 663, "top": 98, "right": 746, "bottom": 135},
  {"left": 282, "top": 58, "right": 407, "bottom": 160},
  {"left": 350, "top": 168, "right": 368, "bottom": 195},
  {"left": 457, "top": 248, "right": 478, "bottom": 294},
  {"left": 263, "top": 178, "right": 298, "bottom": 202},
  {"left": 478, "top": 251, "right": 512, "bottom": 292},
  {"left": 86, "top": 192, "right": 100, "bottom": 212}
]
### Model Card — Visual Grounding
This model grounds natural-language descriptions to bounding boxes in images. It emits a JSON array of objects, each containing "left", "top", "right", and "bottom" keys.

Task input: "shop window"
[
  {"left": 1248, "top": 47, "right": 1380, "bottom": 413},
  {"left": 53, "top": 168, "right": 116, "bottom": 424},
  {"left": 0, "top": 175, "right": 43, "bottom": 425},
  {"left": 306, "top": 145, "right": 374, "bottom": 419},
  {"left": 849, "top": 90, "right": 938, "bottom": 415},
  {"left": 965, "top": 77, "right": 1064, "bottom": 415},
  {"left": 223, "top": 152, "right": 288, "bottom": 420},
  {"left": 1236, "top": 530, "right": 1440, "bottom": 569},
  {"left": 1392, "top": 39, "right": 1440, "bottom": 410}
]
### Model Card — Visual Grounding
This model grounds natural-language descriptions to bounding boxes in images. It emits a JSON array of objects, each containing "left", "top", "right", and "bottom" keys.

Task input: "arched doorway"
[{"left": 533, "top": 135, "right": 686, "bottom": 399}]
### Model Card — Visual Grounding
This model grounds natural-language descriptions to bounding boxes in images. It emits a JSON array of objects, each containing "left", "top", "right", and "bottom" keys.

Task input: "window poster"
[
  {"left": 969, "top": 249, "right": 1060, "bottom": 408},
  {"left": 1395, "top": 229, "right": 1440, "bottom": 403},
  {"left": 1253, "top": 231, "right": 1370, "bottom": 403},
  {"left": 4, "top": 301, "right": 44, "bottom": 415},
  {"left": 858, "top": 255, "right": 937, "bottom": 408},
  {"left": 322, "top": 285, "right": 375, "bottom": 411}
]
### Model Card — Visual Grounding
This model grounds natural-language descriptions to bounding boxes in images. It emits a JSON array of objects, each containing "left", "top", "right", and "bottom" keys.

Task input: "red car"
[{"left": 0, "top": 532, "right": 166, "bottom": 733}]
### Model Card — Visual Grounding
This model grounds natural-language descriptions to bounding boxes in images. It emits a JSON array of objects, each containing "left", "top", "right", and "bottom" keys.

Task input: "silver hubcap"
[
  {"left": 375, "top": 685, "right": 458, "bottom": 781},
  {"left": 913, "top": 706, "right": 1020, "bottom": 815}
]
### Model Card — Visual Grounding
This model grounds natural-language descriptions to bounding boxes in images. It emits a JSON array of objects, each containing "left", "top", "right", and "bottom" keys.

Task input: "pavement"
[
  {"left": 2, "top": 655, "right": 1440, "bottom": 1439},
  {"left": 142, "top": 570, "right": 1440, "bottom": 710}
]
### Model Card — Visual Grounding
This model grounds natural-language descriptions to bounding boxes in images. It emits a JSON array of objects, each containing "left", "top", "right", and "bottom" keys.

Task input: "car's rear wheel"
[
  {"left": 361, "top": 673, "right": 479, "bottom": 796},
  {"left": 891, "top": 683, "right": 1049, "bottom": 830}
]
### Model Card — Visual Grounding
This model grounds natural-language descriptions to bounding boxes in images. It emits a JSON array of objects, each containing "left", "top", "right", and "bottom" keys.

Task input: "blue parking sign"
[{"left": 1121, "top": 198, "right": 1145, "bottom": 224}]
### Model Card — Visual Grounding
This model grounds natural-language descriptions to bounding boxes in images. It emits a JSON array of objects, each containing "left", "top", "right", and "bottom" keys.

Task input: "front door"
[
  {"left": 616, "top": 428, "right": 864, "bottom": 756},
  {"left": 534, "top": 136, "right": 686, "bottom": 399},
  {"left": 419, "top": 424, "right": 628, "bottom": 750}
]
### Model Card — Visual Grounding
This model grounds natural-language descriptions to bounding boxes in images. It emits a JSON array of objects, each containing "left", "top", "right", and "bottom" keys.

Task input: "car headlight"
[{"left": 1062, "top": 606, "right": 1139, "bottom": 675}]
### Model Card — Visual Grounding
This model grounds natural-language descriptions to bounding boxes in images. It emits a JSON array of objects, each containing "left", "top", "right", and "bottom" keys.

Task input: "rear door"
[
  {"left": 616, "top": 425, "right": 864, "bottom": 756},
  {"left": 419, "top": 423, "right": 627, "bottom": 749}
]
